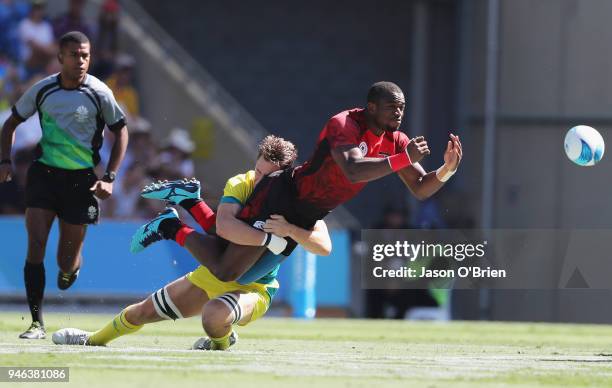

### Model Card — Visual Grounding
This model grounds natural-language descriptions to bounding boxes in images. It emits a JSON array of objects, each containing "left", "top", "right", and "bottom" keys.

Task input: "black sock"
[
  {"left": 179, "top": 198, "right": 202, "bottom": 211},
  {"left": 24, "top": 262, "right": 45, "bottom": 325},
  {"left": 158, "top": 217, "right": 183, "bottom": 240}
]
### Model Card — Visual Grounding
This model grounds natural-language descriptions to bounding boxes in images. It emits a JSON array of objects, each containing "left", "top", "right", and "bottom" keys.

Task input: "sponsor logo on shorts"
[
  {"left": 359, "top": 141, "right": 368, "bottom": 156},
  {"left": 87, "top": 206, "right": 97, "bottom": 220},
  {"left": 253, "top": 220, "right": 265, "bottom": 230},
  {"left": 75, "top": 105, "right": 89, "bottom": 123}
]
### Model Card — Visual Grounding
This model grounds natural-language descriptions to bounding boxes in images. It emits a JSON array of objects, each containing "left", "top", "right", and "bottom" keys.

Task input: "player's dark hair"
[
  {"left": 59, "top": 31, "right": 90, "bottom": 50},
  {"left": 367, "top": 81, "right": 403, "bottom": 103},
  {"left": 257, "top": 135, "right": 298, "bottom": 169}
]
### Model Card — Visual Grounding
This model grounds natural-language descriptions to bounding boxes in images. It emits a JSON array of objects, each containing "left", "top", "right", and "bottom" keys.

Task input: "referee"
[{"left": 0, "top": 31, "right": 128, "bottom": 339}]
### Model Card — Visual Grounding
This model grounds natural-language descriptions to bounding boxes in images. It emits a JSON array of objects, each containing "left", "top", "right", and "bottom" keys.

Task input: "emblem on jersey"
[
  {"left": 253, "top": 221, "right": 266, "bottom": 230},
  {"left": 359, "top": 141, "right": 368, "bottom": 156},
  {"left": 268, "top": 170, "right": 283, "bottom": 178},
  {"left": 75, "top": 105, "right": 89, "bottom": 123},
  {"left": 87, "top": 206, "right": 97, "bottom": 220}
]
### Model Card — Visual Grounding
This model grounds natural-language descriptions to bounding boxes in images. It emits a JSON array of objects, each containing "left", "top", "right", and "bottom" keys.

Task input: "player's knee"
[{"left": 202, "top": 299, "right": 233, "bottom": 330}]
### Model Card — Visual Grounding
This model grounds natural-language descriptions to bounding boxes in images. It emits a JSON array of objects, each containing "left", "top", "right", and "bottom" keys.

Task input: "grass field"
[{"left": 1, "top": 312, "right": 612, "bottom": 387}]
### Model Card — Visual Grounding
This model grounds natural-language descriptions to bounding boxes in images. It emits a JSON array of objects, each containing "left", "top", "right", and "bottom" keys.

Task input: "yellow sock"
[
  {"left": 88, "top": 309, "right": 142, "bottom": 346},
  {"left": 210, "top": 330, "right": 232, "bottom": 350}
]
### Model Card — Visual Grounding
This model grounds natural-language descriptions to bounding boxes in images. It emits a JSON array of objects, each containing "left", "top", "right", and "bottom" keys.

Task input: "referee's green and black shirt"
[{"left": 12, "top": 73, "right": 126, "bottom": 170}]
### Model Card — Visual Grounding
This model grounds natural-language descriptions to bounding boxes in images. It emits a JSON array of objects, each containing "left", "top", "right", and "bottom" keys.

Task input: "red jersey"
[{"left": 293, "top": 108, "right": 410, "bottom": 211}]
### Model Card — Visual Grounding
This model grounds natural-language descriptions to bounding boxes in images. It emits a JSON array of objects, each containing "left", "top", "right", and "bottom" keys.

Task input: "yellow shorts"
[{"left": 186, "top": 265, "right": 279, "bottom": 325}]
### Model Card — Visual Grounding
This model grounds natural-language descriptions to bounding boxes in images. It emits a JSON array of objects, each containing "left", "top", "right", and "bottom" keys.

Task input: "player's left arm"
[
  {"left": 90, "top": 124, "right": 128, "bottom": 200},
  {"left": 91, "top": 86, "right": 129, "bottom": 200},
  {"left": 264, "top": 216, "right": 332, "bottom": 256},
  {"left": 397, "top": 134, "right": 462, "bottom": 200}
]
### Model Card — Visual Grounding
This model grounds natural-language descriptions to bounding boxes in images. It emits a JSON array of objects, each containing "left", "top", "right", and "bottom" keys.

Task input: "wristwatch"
[{"left": 102, "top": 171, "right": 116, "bottom": 183}]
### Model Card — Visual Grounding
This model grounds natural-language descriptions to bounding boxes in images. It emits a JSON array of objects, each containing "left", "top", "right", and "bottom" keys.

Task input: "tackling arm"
[
  {"left": 263, "top": 216, "right": 332, "bottom": 256},
  {"left": 216, "top": 202, "right": 268, "bottom": 245}
]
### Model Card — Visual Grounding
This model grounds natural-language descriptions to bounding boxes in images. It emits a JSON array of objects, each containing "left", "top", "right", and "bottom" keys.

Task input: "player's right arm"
[
  {"left": 327, "top": 115, "right": 429, "bottom": 183},
  {"left": 331, "top": 138, "right": 428, "bottom": 183},
  {"left": 0, "top": 113, "right": 23, "bottom": 182},
  {"left": 0, "top": 79, "right": 40, "bottom": 182}
]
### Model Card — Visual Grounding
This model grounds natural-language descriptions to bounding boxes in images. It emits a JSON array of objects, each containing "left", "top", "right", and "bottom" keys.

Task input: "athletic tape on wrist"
[
  {"left": 267, "top": 234, "right": 288, "bottom": 255},
  {"left": 261, "top": 233, "right": 272, "bottom": 246},
  {"left": 436, "top": 165, "right": 456, "bottom": 182}
]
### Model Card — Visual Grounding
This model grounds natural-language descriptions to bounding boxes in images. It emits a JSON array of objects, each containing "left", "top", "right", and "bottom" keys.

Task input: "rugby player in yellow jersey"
[{"left": 52, "top": 136, "right": 331, "bottom": 350}]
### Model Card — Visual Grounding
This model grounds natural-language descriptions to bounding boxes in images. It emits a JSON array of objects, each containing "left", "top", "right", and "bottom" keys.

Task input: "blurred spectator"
[
  {"left": 52, "top": 0, "right": 92, "bottom": 39},
  {"left": 373, "top": 203, "right": 411, "bottom": 229},
  {"left": 18, "top": 0, "right": 55, "bottom": 78},
  {"left": 159, "top": 127, "right": 195, "bottom": 179},
  {"left": 91, "top": 0, "right": 119, "bottom": 79},
  {"left": 126, "top": 116, "right": 157, "bottom": 167},
  {"left": 0, "top": 75, "right": 42, "bottom": 152},
  {"left": 0, "top": 147, "right": 31, "bottom": 214},
  {"left": 0, "top": 55, "right": 19, "bottom": 110},
  {"left": 101, "top": 115, "right": 156, "bottom": 184},
  {"left": 111, "top": 162, "right": 151, "bottom": 219},
  {"left": 416, "top": 198, "right": 446, "bottom": 229},
  {"left": 364, "top": 203, "right": 438, "bottom": 319},
  {"left": 0, "top": 0, "right": 30, "bottom": 61},
  {"left": 105, "top": 53, "right": 139, "bottom": 116}
]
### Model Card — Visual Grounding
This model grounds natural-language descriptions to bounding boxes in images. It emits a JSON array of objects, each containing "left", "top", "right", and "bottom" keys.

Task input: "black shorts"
[
  {"left": 25, "top": 161, "right": 100, "bottom": 225},
  {"left": 237, "top": 168, "right": 330, "bottom": 256}
]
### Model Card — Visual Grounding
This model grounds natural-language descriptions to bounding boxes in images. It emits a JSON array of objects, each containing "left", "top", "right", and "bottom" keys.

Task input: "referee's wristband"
[
  {"left": 0, "top": 159, "right": 11, "bottom": 165},
  {"left": 388, "top": 151, "right": 412, "bottom": 172}
]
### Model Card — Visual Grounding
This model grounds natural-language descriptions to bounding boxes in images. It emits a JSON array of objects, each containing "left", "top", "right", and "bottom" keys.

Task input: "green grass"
[{"left": 1, "top": 312, "right": 612, "bottom": 387}]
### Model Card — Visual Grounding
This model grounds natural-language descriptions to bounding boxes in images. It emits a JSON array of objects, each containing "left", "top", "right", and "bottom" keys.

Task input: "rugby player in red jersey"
[{"left": 132, "top": 81, "right": 462, "bottom": 282}]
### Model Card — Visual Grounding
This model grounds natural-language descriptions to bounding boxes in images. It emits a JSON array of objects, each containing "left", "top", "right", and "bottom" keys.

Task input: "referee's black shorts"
[
  {"left": 237, "top": 168, "right": 329, "bottom": 256},
  {"left": 25, "top": 161, "right": 100, "bottom": 225}
]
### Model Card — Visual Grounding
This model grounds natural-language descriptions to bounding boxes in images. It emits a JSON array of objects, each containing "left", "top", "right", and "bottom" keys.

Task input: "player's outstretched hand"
[
  {"left": 263, "top": 214, "right": 293, "bottom": 238},
  {"left": 0, "top": 164, "right": 12, "bottom": 183},
  {"left": 406, "top": 136, "right": 430, "bottom": 163},
  {"left": 444, "top": 133, "right": 463, "bottom": 171},
  {"left": 90, "top": 180, "right": 113, "bottom": 200}
]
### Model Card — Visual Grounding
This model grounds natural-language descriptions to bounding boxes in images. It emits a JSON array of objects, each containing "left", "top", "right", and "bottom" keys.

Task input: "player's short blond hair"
[{"left": 257, "top": 135, "right": 298, "bottom": 168}]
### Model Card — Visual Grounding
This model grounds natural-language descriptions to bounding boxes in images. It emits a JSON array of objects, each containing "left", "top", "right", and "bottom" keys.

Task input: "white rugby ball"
[{"left": 564, "top": 125, "right": 604, "bottom": 166}]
